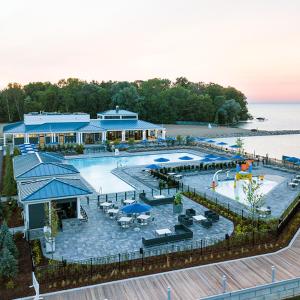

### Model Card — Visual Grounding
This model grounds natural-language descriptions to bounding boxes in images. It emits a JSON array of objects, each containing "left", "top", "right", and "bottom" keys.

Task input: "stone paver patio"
[{"left": 42, "top": 194, "right": 233, "bottom": 262}]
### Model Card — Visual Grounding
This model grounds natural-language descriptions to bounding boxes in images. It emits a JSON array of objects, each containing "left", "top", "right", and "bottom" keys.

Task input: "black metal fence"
[{"left": 34, "top": 229, "right": 276, "bottom": 285}]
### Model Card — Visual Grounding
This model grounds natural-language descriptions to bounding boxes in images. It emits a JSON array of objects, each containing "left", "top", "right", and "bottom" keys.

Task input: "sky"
[{"left": 0, "top": 0, "right": 300, "bottom": 102}]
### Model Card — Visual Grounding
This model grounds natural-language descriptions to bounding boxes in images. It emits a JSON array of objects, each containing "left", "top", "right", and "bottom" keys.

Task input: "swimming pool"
[
  {"left": 69, "top": 152, "right": 203, "bottom": 193},
  {"left": 215, "top": 178, "right": 279, "bottom": 206}
]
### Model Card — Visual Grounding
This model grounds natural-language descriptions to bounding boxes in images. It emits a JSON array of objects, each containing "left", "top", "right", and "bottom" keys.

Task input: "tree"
[
  {"left": 243, "top": 180, "right": 264, "bottom": 224},
  {"left": 236, "top": 137, "right": 244, "bottom": 154},
  {"left": 2, "top": 147, "right": 17, "bottom": 196},
  {"left": 0, "top": 247, "right": 18, "bottom": 279},
  {"left": 44, "top": 202, "right": 59, "bottom": 238}
]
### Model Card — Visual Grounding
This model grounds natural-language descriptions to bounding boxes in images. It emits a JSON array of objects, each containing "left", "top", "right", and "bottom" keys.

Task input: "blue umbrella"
[
  {"left": 230, "top": 144, "right": 241, "bottom": 149},
  {"left": 201, "top": 157, "right": 213, "bottom": 163},
  {"left": 146, "top": 164, "right": 160, "bottom": 169},
  {"left": 232, "top": 155, "right": 244, "bottom": 160},
  {"left": 206, "top": 139, "right": 216, "bottom": 143},
  {"left": 141, "top": 139, "right": 148, "bottom": 144},
  {"left": 205, "top": 154, "right": 219, "bottom": 159},
  {"left": 121, "top": 203, "right": 151, "bottom": 214},
  {"left": 179, "top": 156, "right": 194, "bottom": 161},
  {"left": 217, "top": 142, "right": 228, "bottom": 146},
  {"left": 154, "top": 157, "right": 170, "bottom": 162},
  {"left": 196, "top": 137, "right": 207, "bottom": 141},
  {"left": 166, "top": 137, "right": 175, "bottom": 141},
  {"left": 216, "top": 156, "right": 230, "bottom": 161}
]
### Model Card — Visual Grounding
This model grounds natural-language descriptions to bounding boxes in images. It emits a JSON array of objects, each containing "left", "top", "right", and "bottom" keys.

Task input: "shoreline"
[{"left": 164, "top": 124, "right": 300, "bottom": 139}]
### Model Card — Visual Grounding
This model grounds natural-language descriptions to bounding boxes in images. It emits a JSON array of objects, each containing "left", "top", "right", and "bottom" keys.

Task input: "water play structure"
[{"left": 211, "top": 160, "right": 264, "bottom": 191}]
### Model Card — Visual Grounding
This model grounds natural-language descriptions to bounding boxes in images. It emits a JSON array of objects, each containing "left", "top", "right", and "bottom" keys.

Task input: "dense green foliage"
[
  {"left": 0, "top": 77, "right": 249, "bottom": 124},
  {"left": 2, "top": 148, "right": 17, "bottom": 197},
  {"left": 0, "top": 223, "right": 18, "bottom": 280}
]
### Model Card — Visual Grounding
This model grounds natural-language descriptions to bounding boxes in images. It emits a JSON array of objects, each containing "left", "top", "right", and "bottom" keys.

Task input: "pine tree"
[{"left": 0, "top": 247, "right": 18, "bottom": 279}]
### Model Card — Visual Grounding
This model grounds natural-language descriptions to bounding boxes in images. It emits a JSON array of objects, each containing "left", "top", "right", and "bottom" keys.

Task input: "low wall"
[{"left": 201, "top": 276, "right": 300, "bottom": 300}]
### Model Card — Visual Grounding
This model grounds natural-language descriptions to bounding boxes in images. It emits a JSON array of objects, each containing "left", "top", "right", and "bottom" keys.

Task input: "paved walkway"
[{"left": 30, "top": 228, "right": 300, "bottom": 300}]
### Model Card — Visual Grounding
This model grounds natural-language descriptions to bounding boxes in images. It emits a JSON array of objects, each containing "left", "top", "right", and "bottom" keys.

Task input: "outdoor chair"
[
  {"left": 201, "top": 219, "right": 212, "bottom": 228},
  {"left": 186, "top": 208, "right": 196, "bottom": 217}
]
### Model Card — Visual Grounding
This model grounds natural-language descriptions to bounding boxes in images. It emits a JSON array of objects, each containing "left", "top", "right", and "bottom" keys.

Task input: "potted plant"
[
  {"left": 44, "top": 202, "right": 59, "bottom": 253},
  {"left": 173, "top": 192, "right": 183, "bottom": 214}
]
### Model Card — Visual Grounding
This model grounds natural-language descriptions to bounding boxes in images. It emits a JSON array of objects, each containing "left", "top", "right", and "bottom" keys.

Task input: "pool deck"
[{"left": 29, "top": 228, "right": 300, "bottom": 300}]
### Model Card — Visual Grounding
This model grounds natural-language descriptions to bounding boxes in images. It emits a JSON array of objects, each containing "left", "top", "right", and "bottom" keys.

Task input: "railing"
[{"left": 33, "top": 230, "right": 276, "bottom": 285}]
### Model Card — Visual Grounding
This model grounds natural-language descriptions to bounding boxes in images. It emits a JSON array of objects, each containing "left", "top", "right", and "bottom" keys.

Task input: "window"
[
  {"left": 121, "top": 115, "right": 137, "bottom": 119},
  {"left": 104, "top": 116, "right": 121, "bottom": 119}
]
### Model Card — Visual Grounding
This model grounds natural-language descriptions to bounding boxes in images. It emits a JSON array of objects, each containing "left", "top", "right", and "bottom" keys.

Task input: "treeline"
[{"left": 0, "top": 77, "right": 250, "bottom": 124}]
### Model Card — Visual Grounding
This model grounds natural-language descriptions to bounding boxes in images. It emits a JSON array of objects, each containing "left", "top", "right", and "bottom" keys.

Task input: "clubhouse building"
[{"left": 3, "top": 107, "right": 166, "bottom": 147}]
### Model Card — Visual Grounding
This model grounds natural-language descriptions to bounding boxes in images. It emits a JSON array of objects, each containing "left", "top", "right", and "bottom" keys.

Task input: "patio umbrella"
[
  {"left": 230, "top": 144, "right": 241, "bottom": 149},
  {"left": 196, "top": 137, "right": 207, "bottom": 141},
  {"left": 232, "top": 155, "right": 244, "bottom": 160},
  {"left": 200, "top": 157, "right": 213, "bottom": 163},
  {"left": 206, "top": 139, "right": 216, "bottom": 143},
  {"left": 146, "top": 164, "right": 160, "bottom": 169},
  {"left": 157, "top": 138, "right": 165, "bottom": 142},
  {"left": 179, "top": 156, "right": 194, "bottom": 161},
  {"left": 217, "top": 142, "right": 228, "bottom": 146},
  {"left": 154, "top": 157, "right": 170, "bottom": 162},
  {"left": 205, "top": 154, "right": 219, "bottom": 159},
  {"left": 121, "top": 203, "right": 151, "bottom": 214},
  {"left": 216, "top": 156, "right": 230, "bottom": 161}
]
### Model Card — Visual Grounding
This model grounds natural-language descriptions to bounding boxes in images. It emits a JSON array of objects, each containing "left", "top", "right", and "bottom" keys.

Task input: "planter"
[
  {"left": 173, "top": 203, "right": 183, "bottom": 214},
  {"left": 44, "top": 226, "right": 55, "bottom": 253},
  {"left": 45, "top": 237, "right": 55, "bottom": 253}
]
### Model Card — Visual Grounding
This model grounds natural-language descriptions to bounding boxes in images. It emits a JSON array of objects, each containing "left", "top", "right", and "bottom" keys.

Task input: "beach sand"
[{"left": 164, "top": 124, "right": 251, "bottom": 138}]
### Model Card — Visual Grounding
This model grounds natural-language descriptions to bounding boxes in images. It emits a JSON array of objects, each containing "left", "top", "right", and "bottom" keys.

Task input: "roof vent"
[{"left": 116, "top": 105, "right": 119, "bottom": 113}]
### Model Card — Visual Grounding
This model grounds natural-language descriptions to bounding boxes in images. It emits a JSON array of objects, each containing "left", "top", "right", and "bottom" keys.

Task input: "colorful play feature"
[{"left": 235, "top": 160, "right": 253, "bottom": 182}]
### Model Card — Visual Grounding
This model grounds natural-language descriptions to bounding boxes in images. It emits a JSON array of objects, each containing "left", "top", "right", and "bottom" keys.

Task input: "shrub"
[
  {"left": 13, "top": 147, "right": 20, "bottom": 156},
  {"left": 174, "top": 193, "right": 182, "bottom": 205},
  {"left": 75, "top": 144, "right": 84, "bottom": 154},
  {"left": 0, "top": 222, "right": 18, "bottom": 258}
]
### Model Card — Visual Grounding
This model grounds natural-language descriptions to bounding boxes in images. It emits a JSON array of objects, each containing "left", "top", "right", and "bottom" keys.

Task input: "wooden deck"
[{"left": 40, "top": 229, "right": 300, "bottom": 300}]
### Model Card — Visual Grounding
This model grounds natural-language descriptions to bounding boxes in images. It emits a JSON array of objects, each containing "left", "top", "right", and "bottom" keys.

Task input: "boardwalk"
[{"left": 37, "top": 229, "right": 300, "bottom": 300}]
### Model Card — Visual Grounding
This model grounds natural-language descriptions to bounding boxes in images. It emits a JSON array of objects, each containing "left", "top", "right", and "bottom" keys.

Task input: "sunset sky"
[{"left": 1, "top": 0, "right": 299, "bottom": 102}]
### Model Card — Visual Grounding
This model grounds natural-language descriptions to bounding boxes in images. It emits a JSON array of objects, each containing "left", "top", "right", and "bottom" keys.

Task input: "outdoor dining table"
[
  {"left": 153, "top": 195, "right": 166, "bottom": 199},
  {"left": 137, "top": 214, "right": 151, "bottom": 225},
  {"left": 192, "top": 215, "right": 207, "bottom": 222},
  {"left": 123, "top": 199, "right": 136, "bottom": 205},
  {"left": 155, "top": 228, "right": 172, "bottom": 236},
  {"left": 118, "top": 216, "right": 133, "bottom": 228},
  {"left": 107, "top": 208, "right": 119, "bottom": 218}
]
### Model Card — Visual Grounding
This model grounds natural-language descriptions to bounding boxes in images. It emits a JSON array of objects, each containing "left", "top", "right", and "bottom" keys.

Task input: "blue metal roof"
[
  {"left": 98, "top": 109, "right": 137, "bottom": 116},
  {"left": 99, "top": 120, "right": 162, "bottom": 130},
  {"left": 19, "top": 178, "right": 92, "bottom": 201},
  {"left": 13, "top": 152, "right": 69, "bottom": 179},
  {"left": 17, "top": 163, "right": 79, "bottom": 179},
  {"left": 4, "top": 119, "right": 163, "bottom": 134}
]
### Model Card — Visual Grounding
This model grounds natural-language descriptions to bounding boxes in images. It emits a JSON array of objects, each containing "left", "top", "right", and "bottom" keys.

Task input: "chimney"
[{"left": 116, "top": 105, "right": 119, "bottom": 113}]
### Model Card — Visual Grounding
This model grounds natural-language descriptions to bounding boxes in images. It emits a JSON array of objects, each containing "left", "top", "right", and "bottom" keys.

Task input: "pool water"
[
  {"left": 215, "top": 178, "right": 279, "bottom": 205},
  {"left": 69, "top": 152, "right": 202, "bottom": 193}
]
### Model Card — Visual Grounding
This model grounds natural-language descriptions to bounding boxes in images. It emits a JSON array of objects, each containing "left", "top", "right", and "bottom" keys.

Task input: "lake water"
[
  {"left": 238, "top": 103, "right": 300, "bottom": 131},
  {"left": 215, "top": 134, "right": 300, "bottom": 160},
  {"left": 224, "top": 103, "right": 300, "bottom": 159}
]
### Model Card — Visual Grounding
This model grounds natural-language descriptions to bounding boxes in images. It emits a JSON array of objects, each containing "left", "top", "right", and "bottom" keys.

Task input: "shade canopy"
[
  {"left": 286, "top": 157, "right": 299, "bottom": 163},
  {"left": 205, "top": 154, "right": 219, "bottom": 159},
  {"left": 230, "top": 144, "right": 241, "bottom": 149},
  {"left": 216, "top": 156, "right": 230, "bottom": 161},
  {"left": 154, "top": 157, "right": 170, "bottom": 162},
  {"left": 196, "top": 137, "right": 207, "bottom": 141},
  {"left": 206, "top": 139, "right": 216, "bottom": 143},
  {"left": 146, "top": 164, "right": 160, "bottom": 169},
  {"left": 232, "top": 155, "right": 244, "bottom": 160},
  {"left": 179, "top": 156, "right": 194, "bottom": 161},
  {"left": 200, "top": 157, "right": 213, "bottom": 163},
  {"left": 121, "top": 203, "right": 151, "bottom": 214},
  {"left": 217, "top": 142, "right": 228, "bottom": 146}
]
